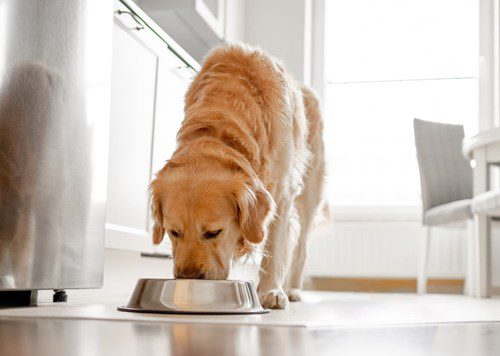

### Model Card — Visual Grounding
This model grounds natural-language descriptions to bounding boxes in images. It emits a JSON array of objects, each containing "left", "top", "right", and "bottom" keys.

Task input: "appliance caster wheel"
[{"left": 53, "top": 290, "right": 67, "bottom": 303}]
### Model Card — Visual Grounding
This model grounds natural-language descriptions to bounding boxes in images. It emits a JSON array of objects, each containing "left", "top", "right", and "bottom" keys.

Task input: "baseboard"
[{"left": 305, "top": 277, "right": 465, "bottom": 294}]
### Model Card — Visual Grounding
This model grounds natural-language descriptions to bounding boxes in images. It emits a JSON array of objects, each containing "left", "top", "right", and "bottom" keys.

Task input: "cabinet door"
[
  {"left": 151, "top": 56, "right": 193, "bottom": 178},
  {"left": 149, "top": 38, "right": 195, "bottom": 255},
  {"left": 106, "top": 17, "right": 158, "bottom": 251},
  {"left": 107, "top": 2, "right": 196, "bottom": 253}
]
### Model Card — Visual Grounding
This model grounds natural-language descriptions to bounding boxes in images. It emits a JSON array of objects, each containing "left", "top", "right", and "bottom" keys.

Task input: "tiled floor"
[{"left": 1, "top": 250, "right": 500, "bottom": 355}]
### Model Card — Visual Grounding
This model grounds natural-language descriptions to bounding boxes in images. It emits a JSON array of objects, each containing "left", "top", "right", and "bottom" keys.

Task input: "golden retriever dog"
[{"left": 150, "top": 43, "right": 325, "bottom": 309}]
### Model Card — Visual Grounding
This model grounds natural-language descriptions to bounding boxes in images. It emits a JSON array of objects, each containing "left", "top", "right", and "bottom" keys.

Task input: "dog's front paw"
[
  {"left": 286, "top": 288, "right": 302, "bottom": 302},
  {"left": 259, "top": 289, "right": 289, "bottom": 309}
]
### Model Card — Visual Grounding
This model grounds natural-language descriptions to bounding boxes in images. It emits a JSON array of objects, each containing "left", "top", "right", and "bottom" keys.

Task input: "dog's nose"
[{"left": 175, "top": 268, "right": 207, "bottom": 279}]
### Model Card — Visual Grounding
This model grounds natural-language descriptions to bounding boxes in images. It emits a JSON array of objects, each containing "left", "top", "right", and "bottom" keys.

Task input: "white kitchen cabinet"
[
  {"left": 106, "top": 0, "right": 197, "bottom": 253},
  {"left": 134, "top": 0, "right": 246, "bottom": 63},
  {"left": 150, "top": 53, "right": 192, "bottom": 177}
]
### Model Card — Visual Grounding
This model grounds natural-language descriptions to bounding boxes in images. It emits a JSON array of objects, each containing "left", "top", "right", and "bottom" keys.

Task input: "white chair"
[{"left": 413, "top": 119, "right": 474, "bottom": 295}]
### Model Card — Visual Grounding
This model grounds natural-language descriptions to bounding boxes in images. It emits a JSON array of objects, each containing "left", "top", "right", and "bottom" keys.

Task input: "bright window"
[{"left": 323, "top": 0, "right": 478, "bottom": 209}]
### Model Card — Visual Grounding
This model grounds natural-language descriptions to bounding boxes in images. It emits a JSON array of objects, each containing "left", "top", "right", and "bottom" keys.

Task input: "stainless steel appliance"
[{"left": 0, "top": 0, "right": 113, "bottom": 305}]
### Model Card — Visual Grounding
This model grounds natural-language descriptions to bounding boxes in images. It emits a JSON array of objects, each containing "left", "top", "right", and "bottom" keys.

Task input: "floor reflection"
[{"left": 1, "top": 317, "right": 500, "bottom": 356}]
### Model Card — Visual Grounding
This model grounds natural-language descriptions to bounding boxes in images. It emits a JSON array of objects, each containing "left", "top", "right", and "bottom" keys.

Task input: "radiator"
[{"left": 305, "top": 221, "right": 468, "bottom": 279}]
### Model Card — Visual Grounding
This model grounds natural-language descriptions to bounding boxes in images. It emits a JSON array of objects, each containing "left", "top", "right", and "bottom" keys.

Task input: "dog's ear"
[
  {"left": 233, "top": 179, "right": 276, "bottom": 244},
  {"left": 150, "top": 180, "right": 165, "bottom": 245}
]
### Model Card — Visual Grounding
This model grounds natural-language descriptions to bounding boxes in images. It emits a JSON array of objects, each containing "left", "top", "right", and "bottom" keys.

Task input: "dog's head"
[{"left": 150, "top": 165, "right": 275, "bottom": 280}]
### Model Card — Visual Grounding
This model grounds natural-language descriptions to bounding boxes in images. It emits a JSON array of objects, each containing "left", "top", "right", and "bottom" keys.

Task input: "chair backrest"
[{"left": 413, "top": 118, "right": 472, "bottom": 213}]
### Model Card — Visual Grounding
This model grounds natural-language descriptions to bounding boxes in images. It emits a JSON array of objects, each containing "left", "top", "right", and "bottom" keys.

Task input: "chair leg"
[
  {"left": 464, "top": 219, "right": 475, "bottom": 296},
  {"left": 474, "top": 214, "right": 490, "bottom": 297},
  {"left": 417, "top": 226, "right": 431, "bottom": 295}
]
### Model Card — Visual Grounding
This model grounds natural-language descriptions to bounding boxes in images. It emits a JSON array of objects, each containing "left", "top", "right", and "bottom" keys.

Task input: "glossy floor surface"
[{"left": 1, "top": 317, "right": 500, "bottom": 356}]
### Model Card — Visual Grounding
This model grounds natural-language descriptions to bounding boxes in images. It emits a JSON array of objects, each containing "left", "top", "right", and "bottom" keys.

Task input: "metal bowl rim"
[
  {"left": 117, "top": 306, "right": 270, "bottom": 315},
  {"left": 118, "top": 278, "right": 267, "bottom": 315}
]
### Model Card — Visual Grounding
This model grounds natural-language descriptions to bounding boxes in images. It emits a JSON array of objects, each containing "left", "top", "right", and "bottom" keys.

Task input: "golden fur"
[{"left": 150, "top": 44, "right": 325, "bottom": 308}]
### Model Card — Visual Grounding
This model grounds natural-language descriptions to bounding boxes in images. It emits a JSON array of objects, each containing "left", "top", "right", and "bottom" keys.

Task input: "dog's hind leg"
[
  {"left": 285, "top": 85, "right": 326, "bottom": 302},
  {"left": 285, "top": 205, "right": 311, "bottom": 301},
  {"left": 285, "top": 161, "right": 325, "bottom": 301}
]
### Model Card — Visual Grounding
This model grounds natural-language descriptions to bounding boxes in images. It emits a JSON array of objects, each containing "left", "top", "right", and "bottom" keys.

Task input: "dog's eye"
[
  {"left": 204, "top": 229, "right": 222, "bottom": 239},
  {"left": 169, "top": 230, "right": 180, "bottom": 238}
]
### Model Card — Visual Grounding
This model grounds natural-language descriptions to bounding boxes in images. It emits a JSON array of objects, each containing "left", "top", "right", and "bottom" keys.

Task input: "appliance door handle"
[{"left": 115, "top": 9, "right": 144, "bottom": 31}]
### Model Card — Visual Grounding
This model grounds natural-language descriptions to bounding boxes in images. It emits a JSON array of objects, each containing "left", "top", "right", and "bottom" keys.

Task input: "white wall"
[{"left": 245, "top": 0, "right": 311, "bottom": 83}]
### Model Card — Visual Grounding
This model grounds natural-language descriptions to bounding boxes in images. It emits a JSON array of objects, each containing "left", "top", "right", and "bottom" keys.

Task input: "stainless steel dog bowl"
[{"left": 118, "top": 279, "right": 269, "bottom": 315}]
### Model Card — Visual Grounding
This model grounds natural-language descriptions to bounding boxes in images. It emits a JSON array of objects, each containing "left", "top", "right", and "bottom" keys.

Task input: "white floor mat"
[{"left": 2, "top": 291, "right": 500, "bottom": 328}]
